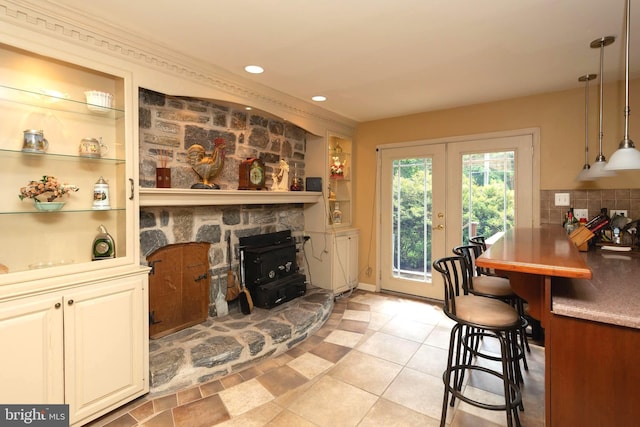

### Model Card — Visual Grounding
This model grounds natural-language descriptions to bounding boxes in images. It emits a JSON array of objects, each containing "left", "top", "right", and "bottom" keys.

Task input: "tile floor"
[{"left": 89, "top": 290, "right": 545, "bottom": 427}]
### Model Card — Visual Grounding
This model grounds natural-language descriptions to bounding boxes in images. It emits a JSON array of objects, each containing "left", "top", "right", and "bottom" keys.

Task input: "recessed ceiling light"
[
  {"left": 311, "top": 95, "right": 327, "bottom": 102},
  {"left": 245, "top": 106, "right": 252, "bottom": 111},
  {"left": 244, "top": 65, "right": 264, "bottom": 74}
]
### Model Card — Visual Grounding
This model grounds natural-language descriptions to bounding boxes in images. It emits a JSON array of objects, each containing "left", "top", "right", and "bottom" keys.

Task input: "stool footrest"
[{"left": 444, "top": 364, "right": 522, "bottom": 411}]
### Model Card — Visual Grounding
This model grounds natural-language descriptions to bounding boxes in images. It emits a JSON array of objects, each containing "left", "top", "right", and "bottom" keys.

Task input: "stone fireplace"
[{"left": 138, "top": 88, "right": 312, "bottom": 318}]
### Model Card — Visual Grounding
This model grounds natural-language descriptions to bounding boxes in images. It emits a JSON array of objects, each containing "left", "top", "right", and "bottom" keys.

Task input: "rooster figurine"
[{"left": 187, "top": 137, "right": 226, "bottom": 189}]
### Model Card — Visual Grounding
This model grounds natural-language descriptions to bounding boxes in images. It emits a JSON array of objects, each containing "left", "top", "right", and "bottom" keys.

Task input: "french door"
[{"left": 377, "top": 131, "right": 536, "bottom": 300}]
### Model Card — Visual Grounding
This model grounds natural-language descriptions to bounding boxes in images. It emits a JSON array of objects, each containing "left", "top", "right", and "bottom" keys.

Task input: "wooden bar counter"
[{"left": 477, "top": 226, "right": 640, "bottom": 426}]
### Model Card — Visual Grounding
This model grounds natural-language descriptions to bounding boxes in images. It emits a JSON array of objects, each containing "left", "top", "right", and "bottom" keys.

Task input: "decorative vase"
[{"left": 34, "top": 200, "right": 65, "bottom": 212}]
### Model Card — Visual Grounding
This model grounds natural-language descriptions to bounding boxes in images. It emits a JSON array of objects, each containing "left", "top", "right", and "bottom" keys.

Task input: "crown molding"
[{"left": 0, "top": 0, "right": 356, "bottom": 133}]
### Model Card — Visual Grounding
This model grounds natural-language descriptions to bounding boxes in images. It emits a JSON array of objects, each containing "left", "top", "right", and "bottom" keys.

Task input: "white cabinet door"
[
  {"left": 332, "top": 231, "right": 359, "bottom": 294},
  {"left": 65, "top": 275, "right": 147, "bottom": 426},
  {"left": 0, "top": 294, "right": 64, "bottom": 404}
]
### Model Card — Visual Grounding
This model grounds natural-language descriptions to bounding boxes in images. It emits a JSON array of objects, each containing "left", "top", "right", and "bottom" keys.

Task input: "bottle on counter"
[{"left": 565, "top": 208, "right": 578, "bottom": 234}]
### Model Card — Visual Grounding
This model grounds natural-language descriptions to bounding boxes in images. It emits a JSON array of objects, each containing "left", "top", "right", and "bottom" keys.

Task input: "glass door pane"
[
  {"left": 461, "top": 151, "right": 515, "bottom": 245},
  {"left": 392, "top": 158, "right": 432, "bottom": 282}
]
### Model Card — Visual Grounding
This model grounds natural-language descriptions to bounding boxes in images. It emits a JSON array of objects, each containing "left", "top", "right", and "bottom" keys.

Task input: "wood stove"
[{"left": 239, "top": 230, "right": 306, "bottom": 308}]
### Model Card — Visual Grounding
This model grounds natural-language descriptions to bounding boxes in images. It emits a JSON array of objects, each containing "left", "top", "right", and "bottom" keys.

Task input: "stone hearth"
[{"left": 148, "top": 287, "right": 334, "bottom": 395}]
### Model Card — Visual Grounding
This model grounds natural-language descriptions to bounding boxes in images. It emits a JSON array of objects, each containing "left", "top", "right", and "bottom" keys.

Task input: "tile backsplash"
[{"left": 540, "top": 189, "right": 640, "bottom": 224}]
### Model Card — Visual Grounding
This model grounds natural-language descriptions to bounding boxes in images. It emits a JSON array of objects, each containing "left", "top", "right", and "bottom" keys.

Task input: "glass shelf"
[
  {"left": 0, "top": 148, "right": 125, "bottom": 163},
  {"left": 0, "top": 207, "right": 125, "bottom": 215},
  {"left": 0, "top": 84, "right": 124, "bottom": 119}
]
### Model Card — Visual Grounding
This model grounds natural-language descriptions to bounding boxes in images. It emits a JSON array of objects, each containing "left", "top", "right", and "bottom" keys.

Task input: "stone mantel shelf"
[{"left": 139, "top": 188, "right": 322, "bottom": 207}]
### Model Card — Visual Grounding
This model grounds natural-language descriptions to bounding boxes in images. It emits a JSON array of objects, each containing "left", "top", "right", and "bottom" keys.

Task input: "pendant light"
[
  {"left": 605, "top": 0, "right": 640, "bottom": 171},
  {"left": 577, "top": 74, "right": 597, "bottom": 181},
  {"left": 586, "top": 36, "right": 616, "bottom": 178}
]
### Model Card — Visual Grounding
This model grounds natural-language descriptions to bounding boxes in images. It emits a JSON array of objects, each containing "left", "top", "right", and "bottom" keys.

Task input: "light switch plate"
[
  {"left": 611, "top": 209, "right": 628, "bottom": 217},
  {"left": 554, "top": 193, "right": 570, "bottom": 206}
]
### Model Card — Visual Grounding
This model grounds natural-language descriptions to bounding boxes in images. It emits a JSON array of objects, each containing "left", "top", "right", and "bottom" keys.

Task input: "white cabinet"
[
  {"left": 0, "top": 273, "right": 148, "bottom": 426},
  {"left": 0, "top": 293, "right": 64, "bottom": 404},
  {"left": 306, "top": 229, "right": 359, "bottom": 294}
]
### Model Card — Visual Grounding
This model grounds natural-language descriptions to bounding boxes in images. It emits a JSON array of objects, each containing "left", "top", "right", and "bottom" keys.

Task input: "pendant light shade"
[
  {"left": 585, "top": 36, "right": 616, "bottom": 178},
  {"left": 605, "top": 0, "right": 640, "bottom": 171},
  {"left": 577, "top": 74, "right": 597, "bottom": 181}
]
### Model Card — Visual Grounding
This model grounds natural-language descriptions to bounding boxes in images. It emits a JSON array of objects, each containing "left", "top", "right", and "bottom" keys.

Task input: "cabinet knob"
[
  {"left": 55, "top": 302, "right": 61, "bottom": 309},
  {"left": 67, "top": 299, "right": 74, "bottom": 305}
]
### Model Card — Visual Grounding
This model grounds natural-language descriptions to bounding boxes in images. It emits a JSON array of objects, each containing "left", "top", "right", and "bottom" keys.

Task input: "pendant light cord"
[{"left": 597, "top": 40, "right": 605, "bottom": 161}]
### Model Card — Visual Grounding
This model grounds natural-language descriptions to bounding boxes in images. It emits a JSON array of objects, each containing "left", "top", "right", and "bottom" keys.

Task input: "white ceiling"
[{"left": 46, "top": 0, "right": 639, "bottom": 123}]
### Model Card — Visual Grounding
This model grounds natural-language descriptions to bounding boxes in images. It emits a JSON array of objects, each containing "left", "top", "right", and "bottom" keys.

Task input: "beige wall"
[{"left": 353, "top": 79, "right": 640, "bottom": 287}]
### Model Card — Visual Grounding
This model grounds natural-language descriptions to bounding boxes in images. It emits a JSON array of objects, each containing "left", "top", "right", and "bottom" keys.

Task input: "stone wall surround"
[
  {"left": 540, "top": 189, "right": 640, "bottom": 224},
  {"left": 139, "top": 88, "right": 312, "bottom": 318}
]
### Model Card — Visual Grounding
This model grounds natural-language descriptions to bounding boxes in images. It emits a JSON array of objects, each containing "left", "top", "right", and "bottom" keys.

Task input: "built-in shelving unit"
[{"left": 0, "top": 39, "right": 148, "bottom": 427}]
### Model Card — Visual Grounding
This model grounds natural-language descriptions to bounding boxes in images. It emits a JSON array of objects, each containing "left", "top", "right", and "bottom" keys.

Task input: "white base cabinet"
[
  {"left": 306, "top": 229, "right": 359, "bottom": 295},
  {"left": 0, "top": 269, "right": 149, "bottom": 426}
]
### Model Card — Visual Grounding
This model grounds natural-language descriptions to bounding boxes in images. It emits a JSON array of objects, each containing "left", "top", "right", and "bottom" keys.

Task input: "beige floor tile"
[
  {"left": 337, "top": 318, "right": 369, "bottom": 334},
  {"left": 383, "top": 367, "right": 452, "bottom": 422},
  {"left": 215, "top": 401, "right": 283, "bottom": 427},
  {"left": 140, "top": 410, "right": 174, "bottom": 427},
  {"left": 176, "top": 387, "right": 202, "bottom": 405},
  {"left": 450, "top": 409, "right": 505, "bottom": 427},
  {"left": 367, "top": 299, "right": 403, "bottom": 316},
  {"left": 346, "top": 301, "right": 370, "bottom": 311},
  {"left": 359, "top": 397, "right": 441, "bottom": 427},
  {"left": 368, "top": 311, "right": 393, "bottom": 330},
  {"left": 329, "top": 350, "right": 403, "bottom": 395},
  {"left": 323, "top": 329, "right": 365, "bottom": 347},
  {"left": 380, "top": 316, "right": 435, "bottom": 342},
  {"left": 342, "top": 309, "right": 371, "bottom": 322},
  {"left": 357, "top": 331, "right": 421, "bottom": 364},
  {"left": 152, "top": 394, "right": 177, "bottom": 413},
  {"left": 257, "top": 365, "right": 309, "bottom": 396},
  {"left": 218, "top": 378, "right": 275, "bottom": 417},
  {"left": 287, "top": 352, "right": 334, "bottom": 379},
  {"left": 265, "top": 409, "right": 318, "bottom": 427},
  {"left": 128, "top": 401, "right": 155, "bottom": 423},
  {"left": 287, "top": 376, "right": 378, "bottom": 427},
  {"left": 456, "top": 385, "right": 512, "bottom": 426},
  {"left": 309, "top": 340, "right": 352, "bottom": 363},
  {"left": 406, "top": 343, "right": 449, "bottom": 378},
  {"left": 172, "top": 394, "right": 229, "bottom": 427},
  {"left": 425, "top": 323, "right": 455, "bottom": 350},
  {"left": 397, "top": 300, "right": 445, "bottom": 325},
  {"left": 101, "top": 413, "right": 138, "bottom": 427}
]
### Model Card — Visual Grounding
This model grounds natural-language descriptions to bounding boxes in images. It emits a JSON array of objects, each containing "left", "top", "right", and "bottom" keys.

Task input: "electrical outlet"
[
  {"left": 611, "top": 210, "right": 628, "bottom": 217},
  {"left": 574, "top": 209, "right": 588, "bottom": 221},
  {"left": 554, "top": 193, "right": 570, "bottom": 206}
]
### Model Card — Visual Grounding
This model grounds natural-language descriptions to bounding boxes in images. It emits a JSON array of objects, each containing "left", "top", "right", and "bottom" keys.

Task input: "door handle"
[{"left": 435, "top": 224, "right": 445, "bottom": 230}]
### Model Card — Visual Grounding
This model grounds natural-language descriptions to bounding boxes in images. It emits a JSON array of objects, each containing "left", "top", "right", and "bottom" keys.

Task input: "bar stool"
[
  {"left": 433, "top": 255, "right": 522, "bottom": 427},
  {"left": 471, "top": 235, "right": 541, "bottom": 347},
  {"left": 470, "top": 236, "right": 532, "bottom": 352},
  {"left": 453, "top": 243, "right": 530, "bottom": 374}
]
